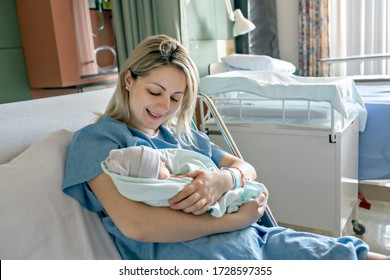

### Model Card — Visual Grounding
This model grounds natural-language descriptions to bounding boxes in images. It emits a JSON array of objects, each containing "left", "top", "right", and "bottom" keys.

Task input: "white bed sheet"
[
  {"left": 199, "top": 71, "right": 363, "bottom": 116},
  {"left": 199, "top": 71, "right": 367, "bottom": 131}
]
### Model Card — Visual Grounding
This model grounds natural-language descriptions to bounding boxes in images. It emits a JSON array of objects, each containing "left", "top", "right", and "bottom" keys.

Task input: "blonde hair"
[{"left": 101, "top": 35, "right": 199, "bottom": 145}]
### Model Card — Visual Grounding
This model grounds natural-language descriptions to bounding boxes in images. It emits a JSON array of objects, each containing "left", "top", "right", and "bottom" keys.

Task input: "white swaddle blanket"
[{"left": 101, "top": 147, "right": 267, "bottom": 217}]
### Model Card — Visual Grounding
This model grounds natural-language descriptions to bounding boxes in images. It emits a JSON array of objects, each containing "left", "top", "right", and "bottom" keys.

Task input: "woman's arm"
[
  {"left": 88, "top": 172, "right": 266, "bottom": 243},
  {"left": 168, "top": 153, "right": 258, "bottom": 215},
  {"left": 218, "top": 153, "right": 257, "bottom": 183}
]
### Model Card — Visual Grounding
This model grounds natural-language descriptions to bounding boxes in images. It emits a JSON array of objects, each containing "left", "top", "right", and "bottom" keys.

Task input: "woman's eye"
[
  {"left": 149, "top": 91, "right": 159, "bottom": 96},
  {"left": 170, "top": 97, "right": 179, "bottom": 102}
]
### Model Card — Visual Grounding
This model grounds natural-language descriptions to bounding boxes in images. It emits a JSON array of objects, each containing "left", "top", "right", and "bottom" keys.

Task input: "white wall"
[{"left": 276, "top": 0, "right": 299, "bottom": 67}]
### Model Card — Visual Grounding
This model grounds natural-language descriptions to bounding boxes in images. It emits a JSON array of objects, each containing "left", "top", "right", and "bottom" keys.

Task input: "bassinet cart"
[{"left": 197, "top": 70, "right": 367, "bottom": 236}]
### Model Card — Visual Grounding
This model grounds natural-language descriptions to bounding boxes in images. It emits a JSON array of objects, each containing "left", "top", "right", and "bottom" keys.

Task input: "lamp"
[{"left": 224, "top": 0, "right": 255, "bottom": 36}]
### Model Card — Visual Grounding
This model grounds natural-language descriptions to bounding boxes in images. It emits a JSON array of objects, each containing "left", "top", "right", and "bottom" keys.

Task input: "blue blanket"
[{"left": 358, "top": 84, "right": 390, "bottom": 180}]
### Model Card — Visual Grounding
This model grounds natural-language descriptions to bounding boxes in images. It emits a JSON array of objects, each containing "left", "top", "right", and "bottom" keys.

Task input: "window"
[{"left": 327, "top": 0, "right": 390, "bottom": 77}]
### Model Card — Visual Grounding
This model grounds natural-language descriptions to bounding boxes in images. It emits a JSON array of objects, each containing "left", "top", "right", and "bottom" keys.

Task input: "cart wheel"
[{"left": 352, "top": 220, "right": 366, "bottom": 235}]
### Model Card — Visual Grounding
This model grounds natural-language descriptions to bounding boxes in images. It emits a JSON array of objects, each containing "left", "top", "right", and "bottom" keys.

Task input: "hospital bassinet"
[{"left": 198, "top": 69, "right": 367, "bottom": 236}]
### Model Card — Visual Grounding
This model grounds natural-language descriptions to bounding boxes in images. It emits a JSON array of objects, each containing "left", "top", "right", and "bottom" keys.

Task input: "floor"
[
  {"left": 278, "top": 198, "right": 390, "bottom": 256},
  {"left": 342, "top": 199, "right": 390, "bottom": 256}
]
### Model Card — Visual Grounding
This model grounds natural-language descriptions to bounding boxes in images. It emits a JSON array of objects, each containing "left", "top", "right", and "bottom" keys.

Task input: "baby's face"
[{"left": 158, "top": 161, "right": 171, "bottom": 180}]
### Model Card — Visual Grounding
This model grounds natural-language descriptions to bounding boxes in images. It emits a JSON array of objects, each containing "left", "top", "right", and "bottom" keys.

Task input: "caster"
[{"left": 352, "top": 220, "right": 366, "bottom": 235}]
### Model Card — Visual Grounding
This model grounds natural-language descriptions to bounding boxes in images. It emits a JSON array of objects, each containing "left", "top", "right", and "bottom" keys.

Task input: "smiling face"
[{"left": 124, "top": 66, "right": 187, "bottom": 136}]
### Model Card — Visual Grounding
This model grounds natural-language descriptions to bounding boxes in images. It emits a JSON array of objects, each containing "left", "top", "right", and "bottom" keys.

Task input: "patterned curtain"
[{"left": 298, "top": 0, "right": 329, "bottom": 76}]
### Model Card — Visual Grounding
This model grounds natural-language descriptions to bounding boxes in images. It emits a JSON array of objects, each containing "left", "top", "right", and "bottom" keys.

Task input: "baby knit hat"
[{"left": 106, "top": 146, "right": 160, "bottom": 179}]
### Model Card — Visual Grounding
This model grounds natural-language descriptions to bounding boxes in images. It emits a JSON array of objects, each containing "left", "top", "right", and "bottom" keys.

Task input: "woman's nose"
[{"left": 158, "top": 96, "right": 170, "bottom": 111}]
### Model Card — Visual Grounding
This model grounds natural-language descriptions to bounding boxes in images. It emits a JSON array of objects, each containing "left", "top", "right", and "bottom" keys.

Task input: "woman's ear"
[{"left": 124, "top": 69, "right": 133, "bottom": 88}]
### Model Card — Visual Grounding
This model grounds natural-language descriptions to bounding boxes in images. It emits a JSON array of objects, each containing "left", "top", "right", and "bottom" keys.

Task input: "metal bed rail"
[
  {"left": 320, "top": 53, "right": 390, "bottom": 64},
  {"left": 199, "top": 94, "right": 341, "bottom": 144},
  {"left": 321, "top": 53, "right": 390, "bottom": 79},
  {"left": 198, "top": 92, "right": 278, "bottom": 228}
]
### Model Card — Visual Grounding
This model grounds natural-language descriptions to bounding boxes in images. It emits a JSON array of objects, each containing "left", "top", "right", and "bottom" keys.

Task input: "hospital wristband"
[
  {"left": 221, "top": 167, "right": 241, "bottom": 189},
  {"left": 231, "top": 165, "right": 246, "bottom": 187}
]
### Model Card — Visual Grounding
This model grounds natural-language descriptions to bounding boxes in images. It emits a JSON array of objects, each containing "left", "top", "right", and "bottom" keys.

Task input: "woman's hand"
[
  {"left": 234, "top": 192, "right": 268, "bottom": 227},
  {"left": 168, "top": 169, "right": 231, "bottom": 215}
]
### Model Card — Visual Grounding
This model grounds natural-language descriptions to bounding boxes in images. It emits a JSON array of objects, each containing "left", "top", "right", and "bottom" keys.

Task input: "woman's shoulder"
[
  {"left": 82, "top": 115, "right": 126, "bottom": 130},
  {"left": 75, "top": 115, "right": 129, "bottom": 139},
  {"left": 71, "top": 115, "right": 158, "bottom": 151}
]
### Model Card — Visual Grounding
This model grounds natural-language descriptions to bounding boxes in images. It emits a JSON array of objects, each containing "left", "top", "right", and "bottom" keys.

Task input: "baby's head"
[{"left": 107, "top": 146, "right": 170, "bottom": 179}]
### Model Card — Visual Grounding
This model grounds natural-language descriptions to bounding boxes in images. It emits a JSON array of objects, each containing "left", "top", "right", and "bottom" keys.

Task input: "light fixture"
[{"left": 224, "top": 0, "right": 256, "bottom": 37}]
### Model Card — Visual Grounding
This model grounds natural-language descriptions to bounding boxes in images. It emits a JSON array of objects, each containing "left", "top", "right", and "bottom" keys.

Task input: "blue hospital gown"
[{"left": 63, "top": 115, "right": 369, "bottom": 260}]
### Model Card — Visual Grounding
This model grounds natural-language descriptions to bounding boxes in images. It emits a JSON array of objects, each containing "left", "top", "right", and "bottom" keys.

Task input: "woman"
[{"left": 63, "top": 35, "right": 388, "bottom": 260}]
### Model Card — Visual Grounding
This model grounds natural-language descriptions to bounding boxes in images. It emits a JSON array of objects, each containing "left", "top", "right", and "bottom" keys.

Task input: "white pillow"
[
  {"left": 221, "top": 54, "right": 296, "bottom": 73},
  {"left": 0, "top": 129, "right": 121, "bottom": 260}
]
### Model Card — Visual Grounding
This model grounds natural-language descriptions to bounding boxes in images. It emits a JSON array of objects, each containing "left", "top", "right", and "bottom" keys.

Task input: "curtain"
[
  {"left": 235, "top": 0, "right": 279, "bottom": 57},
  {"left": 248, "top": 0, "right": 279, "bottom": 58},
  {"left": 111, "top": 0, "right": 186, "bottom": 68},
  {"left": 329, "top": 0, "right": 390, "bottom": 76},
  {"left": 298, "top": 0, "right": 329, "bottom": 77}
]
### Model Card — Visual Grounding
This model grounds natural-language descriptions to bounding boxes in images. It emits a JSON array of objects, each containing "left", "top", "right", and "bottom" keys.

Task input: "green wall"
[
  {"left": 185, "top": 0, "right": 233, "bottom": 77},
  {"left": 0, "top": 0, "right": 30, "bottom": 104},
  {"left": 0, "top": 0, "right": 232, "bottom": 104}
]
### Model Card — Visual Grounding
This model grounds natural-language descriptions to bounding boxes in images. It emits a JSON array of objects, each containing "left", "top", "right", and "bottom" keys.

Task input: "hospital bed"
[
  {"left": 355, "top": 82, "right": 390, "bottom": 181},
  {"left": 0, "top": 86, "right": 276, "bottom": 259},
  {"left": 0, "top": 89, "right": 122, "bottom": 259},
  {"left": 198, "top": 62, "right": 368, "bottom": 236},
  {"left": 321, "top": 54, "right": 390, "bottom": 182}
]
